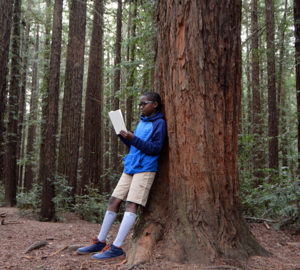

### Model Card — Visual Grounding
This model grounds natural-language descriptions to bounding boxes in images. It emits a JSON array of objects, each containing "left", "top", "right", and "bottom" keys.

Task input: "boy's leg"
[
  {"left": 92, "top": 202, "right": 137, "bottom": 260},
  {"left": 113, "top": 202, "right": 137, "bottom": 247},
  {"left": 97, "top": 197, "right": 121, "bottom": 242},
  {"left": 77, "top": 196, "right": 121, "bottom": 254}
]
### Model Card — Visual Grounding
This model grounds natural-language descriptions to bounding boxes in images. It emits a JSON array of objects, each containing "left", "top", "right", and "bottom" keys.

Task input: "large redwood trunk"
[
  {"left": 58, "top": 0, "right": 87, "bottom": 197},
  {"left": 81, "top": 0, "right": 104, "bottom": 194},
  {"left": 128, "top": 0, "right": 268, "bottom": 265},
  {"left": 39, "top": 0, "right": 63, "bottom": 221},
  {"left": 0, "top": 0, "right": 14, "bottom": 183}
]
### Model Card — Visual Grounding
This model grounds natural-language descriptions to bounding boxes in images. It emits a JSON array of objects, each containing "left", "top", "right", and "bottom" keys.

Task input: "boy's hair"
[{"left": 142, "top": 92, "right": 162, "bottom": 112}]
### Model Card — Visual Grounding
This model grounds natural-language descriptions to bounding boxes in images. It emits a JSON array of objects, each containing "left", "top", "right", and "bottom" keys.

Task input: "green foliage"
[
  {"left": 52, "top": 174, "right": 73, "bottom": 213},
  {"left": 0, "top": 184, "right": 4, "bottom": 206},
  {"left": 73, "top": 187, "right": 109, "bottom": 223},
  {"left": 16, "top": 184, "right": 42, "bottom": 214}
]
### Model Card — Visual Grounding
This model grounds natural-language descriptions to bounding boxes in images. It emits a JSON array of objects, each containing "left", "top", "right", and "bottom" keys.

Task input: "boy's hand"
[{"left": 120, "top": 130, "right": 134, "bottom": 141}]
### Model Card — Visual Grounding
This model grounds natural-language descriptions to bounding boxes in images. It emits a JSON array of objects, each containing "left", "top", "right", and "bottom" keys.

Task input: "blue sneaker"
[
  {"left": 77, "top": 238, "right": 106, "bottom": 255},
  {"left": 92, "top": 244, "right": 125, "bottom": 261}
]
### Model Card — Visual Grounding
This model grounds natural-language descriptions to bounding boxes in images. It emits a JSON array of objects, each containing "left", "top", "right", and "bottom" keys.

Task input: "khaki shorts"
[{"left": 111, "top": 172, "right": 156, "bottom": 207}]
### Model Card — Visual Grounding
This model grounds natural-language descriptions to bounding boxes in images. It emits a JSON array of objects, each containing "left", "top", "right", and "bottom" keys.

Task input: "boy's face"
[{"left": 139, "top": 96, "right": 158, "bottom": 117}]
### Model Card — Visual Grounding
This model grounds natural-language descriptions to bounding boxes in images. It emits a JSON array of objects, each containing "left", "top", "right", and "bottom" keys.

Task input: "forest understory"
[{"left": 0, "top": 207, "right": 299, "bottom": 270}]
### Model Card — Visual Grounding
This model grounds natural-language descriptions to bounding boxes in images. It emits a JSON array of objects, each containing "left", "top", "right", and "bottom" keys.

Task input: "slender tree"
[
  {"left": 17, "top": 4, "right": 31, "bottom": 187},
  {"left": 4, "top": 0, "right": 22, "bottom": 206},
  {"left": 38, "top": 0, "right": 51, "bottom": 186},
  {"left": 126, "top": 0, "right": 137, "bottom": 132},
  {"left": 294, "top": 0, "right": 300, "bottom": 172},
  {"left": 0, "top": 0, "right": 14, "bottom": 184},
  {"left": 252, "top": 0, "right": 264, "bottom": 182},
  {"left": 278, "top": 0, "right": 288, "bottom": 167},
  {"left": 110, "top": 0, "right": 122, "bottom": 174},
  {"left": 24, "top": 24, "right": 39, "bottom": 191},
  {"left": 265, "top": 0, "right": 278, "bottom": 172},
  {"left": 39, "top": 0, "right": 63, "bottom": 221},
  {"left": 81, "top": 0, "right": 104, "bottom": 194},
  {"left": 128, "top": 0, "right": 268, "bottom": 265},
  {"left": 58, "top": 0, "right": 87, "bottom": 197}
]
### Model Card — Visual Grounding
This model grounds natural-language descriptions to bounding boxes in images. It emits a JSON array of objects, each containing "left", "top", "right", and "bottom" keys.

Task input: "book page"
[{"left": 108, "top": 109, "right": 127, "bottom": 135}]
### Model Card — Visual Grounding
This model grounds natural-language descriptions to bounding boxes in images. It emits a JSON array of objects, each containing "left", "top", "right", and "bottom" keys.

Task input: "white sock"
[
  {"left": 98, "top": 211, "right": 117, "bottom": 242},
  {"left": 113, "top": 212, "right": 137, "bottom": 247}
]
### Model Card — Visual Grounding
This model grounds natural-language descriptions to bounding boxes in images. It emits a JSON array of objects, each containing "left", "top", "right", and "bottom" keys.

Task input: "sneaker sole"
[{"left": 92, "top": 254, "right": 126, "bottom": 262}]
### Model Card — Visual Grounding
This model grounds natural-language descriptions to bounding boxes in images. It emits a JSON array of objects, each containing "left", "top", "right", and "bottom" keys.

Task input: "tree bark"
[
  {"left": 294, "top": 0, "right": 300, "bottom": 173},
  {"left": 58, "top": 0, "right": 87, "bottom": 197},
  {"left": 24, "top": 24, "right": 39, "bottom": 191},
  {"left": 126, "top": 0, "right": 137, "bottom": 132},
  {"left": 251, "top": 0, "right": 264, "bottom": 183},
  {"left": 110, "top": 0, "right": 122, "bottom": 174},
  {"left": 17, "top": 8, "right": 31, "bottom": 188},
  {"left": 81, "top": 0, "right": 104, "bottom": 194},
  {"left": 265, "top": 0, "right": 278, "bottom": 172},
  {"left": 128, "top": 0, "right": 268, "bottom": 265},
  {"left": 38, "top": 0, "right": 51, "bottom": 186},
  {"left": 278, "top": 0, "right": 288, "bottom": 168},
  {"left": 39, "top": 0, "right": 63, "bottom": 221},
  {"left": 0, "top": 0, "right": 14, "bottom": 186},
  {"left": 4, "top": 0, "right": 22, "bottom": 206}
]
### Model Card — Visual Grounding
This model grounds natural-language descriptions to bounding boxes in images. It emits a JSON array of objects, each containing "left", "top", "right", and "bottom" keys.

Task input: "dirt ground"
[{"left": 0, "top": 207, "right": 300, "bottom": 270}]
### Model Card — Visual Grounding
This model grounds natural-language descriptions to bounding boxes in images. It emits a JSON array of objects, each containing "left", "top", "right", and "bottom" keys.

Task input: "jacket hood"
[{"left": 140, "top": 112, "right": 164, "bottom": 122}]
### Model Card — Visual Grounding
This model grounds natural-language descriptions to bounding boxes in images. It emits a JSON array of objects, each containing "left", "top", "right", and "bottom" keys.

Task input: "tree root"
[{"left": 126, "top": 222, "right": 163, "bottom": 267}]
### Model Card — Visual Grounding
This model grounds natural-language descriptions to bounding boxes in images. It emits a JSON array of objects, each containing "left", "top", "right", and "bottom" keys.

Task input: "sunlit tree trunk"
[{"left": 128, "top": 0, "right": 268, "bottom": 266}]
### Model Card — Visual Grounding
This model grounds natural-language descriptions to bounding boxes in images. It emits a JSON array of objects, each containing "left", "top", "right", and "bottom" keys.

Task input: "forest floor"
[{"left": 0, "top": 207, "right": 300, "bottom": 270}]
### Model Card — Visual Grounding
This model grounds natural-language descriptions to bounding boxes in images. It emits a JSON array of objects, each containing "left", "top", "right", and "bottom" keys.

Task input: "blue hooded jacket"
[{"left": 119, "top": 112, "right": 167, "bottom": 174}]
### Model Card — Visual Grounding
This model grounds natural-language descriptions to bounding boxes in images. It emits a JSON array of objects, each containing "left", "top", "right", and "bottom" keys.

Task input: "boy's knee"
[
  {"left": 125, "top": 201, "right": 138, "bottom": 213},
  {"left": 108, "top": 196, "right": 122, "bottom": 212}
]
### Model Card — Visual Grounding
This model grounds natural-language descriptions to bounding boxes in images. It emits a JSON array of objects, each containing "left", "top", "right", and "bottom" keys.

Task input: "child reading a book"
[{"left": 77, "top": 92, "right": 167, "bottom": 261}]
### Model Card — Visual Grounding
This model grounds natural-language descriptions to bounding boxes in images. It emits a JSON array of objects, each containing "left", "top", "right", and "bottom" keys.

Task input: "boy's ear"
[{"left": 153, "top": 101, "right": 158, "bottom": 109}]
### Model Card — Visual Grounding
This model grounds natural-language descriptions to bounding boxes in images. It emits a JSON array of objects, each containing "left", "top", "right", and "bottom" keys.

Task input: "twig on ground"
[
  {"left": 200, "top": 266, "right": 242, "bottom": 270},
  {"left": 1, "top": 219, "right": 23, "bottom": 225},
  {"left": 24, "top": 241, "right": 48, "bottom": 254},
  {"left": 244, "top": 216, "right": 276, "bottom": 223},
  {"left": 0, "top": 212, "right": 7, "bottom": 218},
  {"left": 263, "top": 221, "right": 270, "bottom": 230}
]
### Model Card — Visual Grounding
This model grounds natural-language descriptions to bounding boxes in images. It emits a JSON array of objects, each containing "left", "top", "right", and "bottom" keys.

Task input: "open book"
[{"left": 108, "top": 109, "right": 127, "bottom": 135}]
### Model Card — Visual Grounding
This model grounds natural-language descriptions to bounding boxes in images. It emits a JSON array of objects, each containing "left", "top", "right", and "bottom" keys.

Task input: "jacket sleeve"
[
  {"left": 130, "top": 119, "right": 166, "bottom": 156},
  {"left": 118, "top": 134, "right": 131, "bottom": 148}
]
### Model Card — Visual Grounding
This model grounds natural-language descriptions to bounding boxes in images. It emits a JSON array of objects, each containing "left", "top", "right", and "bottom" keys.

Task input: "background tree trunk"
[
  {"left": 110, "top": 0, "right": 122, "bottom": 175},
  {"left": 0, "top": 0, "right": 14, "bottom": 184},
  {"left": 40, "top": 0, "right": 63, "bottom": 221},
  {"left": 81, "top": 0, "right": 104, "bottom": 194},
  {"left": 4, "top": 0, "right": 22, "bottom": 206},
  {"left": 251, "top": 0, "right": 264, "bottom": 183},
  {"left": 128, "top": 0, "right": 268, "bottom": 265},
  {"left": 17, "top": 8, "right": 31, "bottom": 188},
  {"left": 58, "top": 0, "right": 87, "bottom": 197},
  {"left": 126, "top": 0, "right": 137, "bottom": 132},
  {"left": 265, "top": 0, "right": 278, "bottom": 172},
  {"left": 295, "top": 0, "right": 300, "bottom": 173},
  {"left": 24, "top": 24, "right": 39, "bottom": 191}
]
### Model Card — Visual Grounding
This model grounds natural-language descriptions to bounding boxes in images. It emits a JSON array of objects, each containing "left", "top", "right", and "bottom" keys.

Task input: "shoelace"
[{"left": 91, "top": 237, "right": 111, "bottom": 253}]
